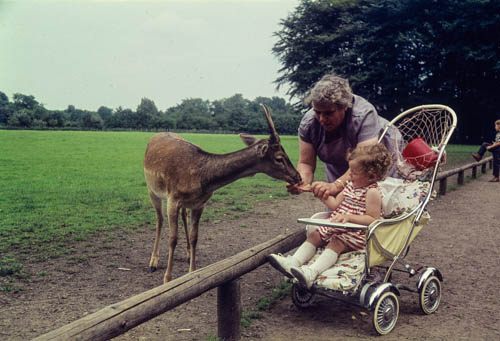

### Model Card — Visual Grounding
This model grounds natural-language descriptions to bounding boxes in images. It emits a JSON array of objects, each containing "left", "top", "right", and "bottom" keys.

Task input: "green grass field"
[
  {"left": 0, "top": 130, "right": 477, "bottom": 268},
  {"left": 0, "top": 130, "right": 314, "bottom": 263}
]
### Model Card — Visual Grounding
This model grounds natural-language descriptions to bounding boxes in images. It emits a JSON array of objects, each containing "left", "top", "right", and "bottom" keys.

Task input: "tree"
[
  {"left": 245, "top": 97, "right": 293, "bottom": 134},
  {"left": 108, "top": 107, "right": 137, "bottom": 128},
  {"left": 105, "top": 107, "right": 124, "bottom": 128},
  {"left": 12, "top": 93, "right": 38, "bottom": 110},
  {"left": 32, "top": 105, "right": 49, "bottom": 122},
  {"left": 82, "top": 112, "right": 104, "bottom": 129},
  {"left": 136, "top": 98, "right": 159, "bottom": 129},
  {"left": 172, "top": 98, "right": 214, "bottom": 130},
  {"left": 97, "top": 106, "right": 113, "bottom": 122},
  {"left": 46, "top": 111, "right": 66, "bottom": 127},
  {"left": 212, "top": 94, "right": 250, "bottom": 132},
  {"left": 65, "top": 106, "right": 87, "bottom": 127},
  {"left": 151, "top": 113, "right": 176, "bottom": 130},
  {"left": 0, "top": 91, "right": 8, "bottom": 106},
  {"left": 0, "top": 91, "right": 11, "bottom": 124},
  {"left": 273, "top": 0, "right": 500, "bottom": 143},
  {"left": 211, "top": 100, "right": 230, "bottom": 130},
  {"left": 7, "top": 109, "right": 33, "bottom": 127}
]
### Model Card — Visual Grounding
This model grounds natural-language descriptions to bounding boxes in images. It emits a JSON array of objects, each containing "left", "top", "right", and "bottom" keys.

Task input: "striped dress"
[{"left": 318, "top": 181, "right": 380, "bottom": 251}]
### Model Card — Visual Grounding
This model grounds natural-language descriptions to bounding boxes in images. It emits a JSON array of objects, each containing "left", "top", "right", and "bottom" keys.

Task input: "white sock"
[
  {"left": 292, "top": 241, "right": 317, "bottom": 266},
  {"left": 309, "top": 249, "right": 338, "bottom": 275}
]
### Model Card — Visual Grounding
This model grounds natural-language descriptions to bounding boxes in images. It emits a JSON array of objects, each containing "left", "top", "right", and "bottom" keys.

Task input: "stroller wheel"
[
  {"left": 372, "top": 291, "right": 399, "bottom": 335},
  {"left": 291, "top": 282, "right": 314, "bottom": 309},
  {"left": 419, "top": 275, "right": 441, "bottom": 314}
]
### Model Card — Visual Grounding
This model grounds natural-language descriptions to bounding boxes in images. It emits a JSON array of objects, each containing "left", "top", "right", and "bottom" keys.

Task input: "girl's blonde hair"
[{"left": 347, "top": 143, "right": 392, "bottom": 181}]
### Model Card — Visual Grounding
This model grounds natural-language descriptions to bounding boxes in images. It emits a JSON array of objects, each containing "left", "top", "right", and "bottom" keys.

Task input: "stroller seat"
[
  {"left": 306, "top": 248, "right": 366, "bottom": 293},
  {"left": 301, "top": 177, "right": 431, "bottom": 293}
]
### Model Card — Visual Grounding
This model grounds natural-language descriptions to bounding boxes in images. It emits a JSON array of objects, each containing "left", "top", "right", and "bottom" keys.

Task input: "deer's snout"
[{"left": 292, "top": 172, "right": 302, "bottom": 185}]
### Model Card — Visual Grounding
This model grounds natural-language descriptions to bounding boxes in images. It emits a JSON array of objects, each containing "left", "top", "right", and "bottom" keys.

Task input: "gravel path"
[{"left": 1, "top": 173, "right": 499, "bottom": 340}]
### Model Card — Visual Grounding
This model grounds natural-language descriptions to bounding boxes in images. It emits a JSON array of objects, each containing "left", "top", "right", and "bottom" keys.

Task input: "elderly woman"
[{"left": 288, "top": 74, "right": 400, "bottom": 200}]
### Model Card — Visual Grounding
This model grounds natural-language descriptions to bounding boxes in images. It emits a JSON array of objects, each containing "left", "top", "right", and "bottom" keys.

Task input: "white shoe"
[
  {"left": 268, "top": 253, "right": 299, "bottom": 278},
  {"left": 290, "top": 266, "right": 318, "bottom": 289}
]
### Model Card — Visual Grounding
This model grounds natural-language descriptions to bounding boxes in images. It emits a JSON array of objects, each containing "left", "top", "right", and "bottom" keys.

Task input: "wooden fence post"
[
  {"left": 481, "top": 163, "right": 487, "bottom": 173},
  {"left": 218, "top": 279, "right": 241, "bottom": 341},
  {"left": 439, "top": 177, "right": 447, "bottom": 196},
  {"left": 457, "top": 170, "right": 464, "bottom": 185},
  {"left": 472, "top": 166, "right": 477, "bottom": 178}
]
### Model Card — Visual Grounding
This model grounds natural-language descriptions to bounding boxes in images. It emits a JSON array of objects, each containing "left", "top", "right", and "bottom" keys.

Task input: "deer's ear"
[
  {"left": 240, "top": 133, "right": 258, "bottom": 146},
  {"left": 256, "top": 143, "right": 269, "bottom": 158}
]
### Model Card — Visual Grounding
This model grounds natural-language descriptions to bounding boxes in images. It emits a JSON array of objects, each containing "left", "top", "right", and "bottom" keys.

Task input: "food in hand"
[{"left": 299, "top": 184, "right": 312, "bottom": 192}]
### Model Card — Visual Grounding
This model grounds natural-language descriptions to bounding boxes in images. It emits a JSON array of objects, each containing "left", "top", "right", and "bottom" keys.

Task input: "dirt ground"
[{"left": 1, "top": 174, "right": 500, "bottom": 340}]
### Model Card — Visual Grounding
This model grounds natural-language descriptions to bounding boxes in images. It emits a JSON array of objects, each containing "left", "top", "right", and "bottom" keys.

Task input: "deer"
[{"left": 143, "top": 105, "right": 302, "bottom": 283}]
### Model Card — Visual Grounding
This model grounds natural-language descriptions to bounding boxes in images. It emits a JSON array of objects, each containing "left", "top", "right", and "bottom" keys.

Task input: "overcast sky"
[{"left": 0, "top": 0, "right": 300, "bottom": 112}]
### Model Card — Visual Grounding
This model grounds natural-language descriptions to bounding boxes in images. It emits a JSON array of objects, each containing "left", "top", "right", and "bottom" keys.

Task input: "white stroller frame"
[{"left": 290, "top": 104, "right": 457, "bottom": 335}]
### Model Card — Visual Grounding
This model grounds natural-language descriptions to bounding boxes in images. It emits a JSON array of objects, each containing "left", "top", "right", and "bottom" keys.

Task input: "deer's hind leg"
[
  {"left": 188, "top": 207, "right": 204, "bottom": 273},
  {"left": 148, "top": 191, "right": 164, "bottom": 272},
  {"left": 181, "top": 208, "right": 190, "bottom": 260},
  {"left": 164, "top": 199, "right": 181, "bottom": 283}
]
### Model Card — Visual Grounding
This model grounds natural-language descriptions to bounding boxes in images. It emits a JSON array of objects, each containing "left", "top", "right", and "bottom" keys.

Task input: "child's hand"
[
  {"left": 330, "top": 213, "right": 350, "bottom": 223},
  {"left": 311, "top": 181, "right": 338, "bottom": 200}
]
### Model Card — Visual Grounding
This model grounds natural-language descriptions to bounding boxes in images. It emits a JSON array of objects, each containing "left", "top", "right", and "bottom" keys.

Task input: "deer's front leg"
[
  {"left": 164, "top": 201, "right": 180, "bottom": 283},
  {"left": 188, "top": 207, "right": 203, "bottom": 273},
  {"left": 148, "top": 192, "right": 163, "bottom": 272}
]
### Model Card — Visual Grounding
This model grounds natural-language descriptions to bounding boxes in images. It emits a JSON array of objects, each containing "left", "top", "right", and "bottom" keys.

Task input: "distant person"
[
  {"left": 286, "top": 74, "right": 401, "bottom": 201},
  {"left": 269, "top": 144, "right": 392, "bottom": 289},
  {"left": 472, "top": 119, "right": 500, "bottom": 182}
]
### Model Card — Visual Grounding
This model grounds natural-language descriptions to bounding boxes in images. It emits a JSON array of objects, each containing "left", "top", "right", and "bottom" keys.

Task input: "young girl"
[{"left": 268, "top": 143, "right": 392, "bottom": 289}]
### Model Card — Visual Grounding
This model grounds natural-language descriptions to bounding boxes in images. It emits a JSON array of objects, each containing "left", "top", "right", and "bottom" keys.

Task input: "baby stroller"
[{"left": 287, "top": 104, "right": 457, "bottom": 335}]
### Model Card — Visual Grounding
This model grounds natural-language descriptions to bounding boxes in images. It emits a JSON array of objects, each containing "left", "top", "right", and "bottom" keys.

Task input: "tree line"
[{"left": 0, "top": 92, "right": 302, "bottom": 135}]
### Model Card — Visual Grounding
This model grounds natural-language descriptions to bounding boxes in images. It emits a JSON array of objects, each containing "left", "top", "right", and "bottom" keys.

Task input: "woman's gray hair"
[{"left": 304, "top": 74, "right": 354, "bottom": 109}]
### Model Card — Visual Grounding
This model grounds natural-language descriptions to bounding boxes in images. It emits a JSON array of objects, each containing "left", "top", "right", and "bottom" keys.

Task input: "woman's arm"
[
  {"left": 297, "top": 137, "right": 316, "bottom": 184},
  {"left": 287, "top": 137, "right": 316, "bottom": 194}
]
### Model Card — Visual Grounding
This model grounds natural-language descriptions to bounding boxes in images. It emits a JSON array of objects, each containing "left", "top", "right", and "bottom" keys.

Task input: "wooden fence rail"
[
  {"left": 33, "top": 229, "right": 306, "bottom": 341},
  {"left": 33, "top": 156, "right": 493, "bottom": 341},
  {"left": 436, "top": 156, "right": 492, "bottom": 195}
]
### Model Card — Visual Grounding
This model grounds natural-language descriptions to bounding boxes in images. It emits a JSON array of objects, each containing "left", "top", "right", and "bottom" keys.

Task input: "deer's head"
[{"left": 239, "top": 105, "right": 302, "bottom": 185}]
